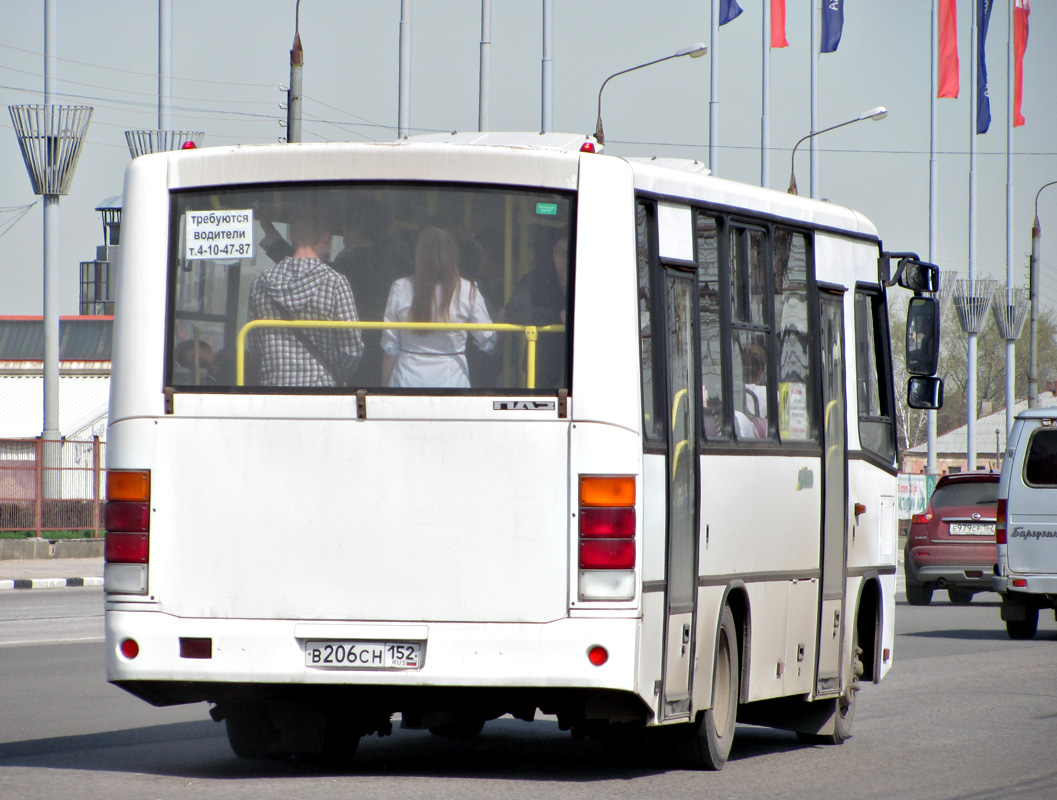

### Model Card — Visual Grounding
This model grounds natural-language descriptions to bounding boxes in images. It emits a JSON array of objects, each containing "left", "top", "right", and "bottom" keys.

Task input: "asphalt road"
[{"left": 1, "top": 588, "right": 1055, "bottom": 800}]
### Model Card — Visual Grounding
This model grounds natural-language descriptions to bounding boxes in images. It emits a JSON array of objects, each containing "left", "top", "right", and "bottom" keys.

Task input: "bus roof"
[{"left": 148, "top": 132, "right": 878, "bottom": 240}]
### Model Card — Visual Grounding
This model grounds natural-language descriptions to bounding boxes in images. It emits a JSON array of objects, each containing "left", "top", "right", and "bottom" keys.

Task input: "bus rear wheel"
[
  {"left": 224, "top": 704, "right": 279, "bottom": 759},
  {"left": 683, "top": 606, "right": 738, "bottom": 770}
]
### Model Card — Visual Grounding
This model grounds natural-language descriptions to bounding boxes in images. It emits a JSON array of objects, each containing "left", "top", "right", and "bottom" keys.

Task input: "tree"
[{"left": 891, "top": 295, "right": 1057, "bottom": 452}]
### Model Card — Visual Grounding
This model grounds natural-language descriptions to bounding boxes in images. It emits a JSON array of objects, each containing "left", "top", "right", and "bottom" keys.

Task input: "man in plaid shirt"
[{"left": 248, "top": 216, "right": 363, "bottom": 387}]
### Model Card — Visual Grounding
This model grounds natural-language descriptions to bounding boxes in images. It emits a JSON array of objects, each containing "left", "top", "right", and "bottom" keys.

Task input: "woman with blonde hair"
[{"left": 381, "top": 227, "right": 497, "bottom": 388}]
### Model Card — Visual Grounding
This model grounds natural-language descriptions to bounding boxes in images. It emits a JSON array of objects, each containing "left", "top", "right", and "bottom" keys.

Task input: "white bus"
[{"left": 104, "top": 132, "right": 940, "bottom": 769}]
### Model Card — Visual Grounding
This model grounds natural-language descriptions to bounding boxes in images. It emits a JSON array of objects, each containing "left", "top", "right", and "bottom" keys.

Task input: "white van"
[{"left": 994, "top": 408, "right": 1057, "bottom": 639}]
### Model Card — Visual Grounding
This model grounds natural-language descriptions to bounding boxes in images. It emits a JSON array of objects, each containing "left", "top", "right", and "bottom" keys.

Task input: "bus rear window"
[{"left": 168, "top": 183, "right": 573, "bottom": 393}]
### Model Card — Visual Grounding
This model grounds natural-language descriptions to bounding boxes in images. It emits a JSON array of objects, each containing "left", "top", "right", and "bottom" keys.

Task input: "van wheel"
[
  {"left": 947, "top": 588, "right": 973, "bottom": 605},
  {"left": 1006, "top": 607, "right": 1039, "bottom": 640},
  {"left": 683, "top": 606, "right": 739, "bottom": 770},
  {"left": 905, "top": 581, "right": 933, "bottom": 606}
]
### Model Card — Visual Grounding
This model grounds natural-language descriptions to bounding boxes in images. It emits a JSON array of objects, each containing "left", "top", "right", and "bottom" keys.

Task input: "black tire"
[
  {"left": 905, "top": 581, "right": 933, "bottom": 606},
  {"left": 299, "top": 711, "right": 361, "bottom": 766},
  {"left": 683, "top": 606, "right": 739, "bottom": 770},
  {"left": 947, "top": 588, "right": 973, "bottom": 605},
  {"left": 1006, "top": 607, "right": 1039, "bottom": 640},
  {"left": 797, "top": 631, "right": 859, "bottom": 746},
  {"left": 225, "top": 704, "right": 280, "bottom": 759}
]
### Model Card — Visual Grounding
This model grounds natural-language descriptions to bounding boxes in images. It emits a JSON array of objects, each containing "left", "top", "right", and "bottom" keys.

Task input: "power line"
[{"left": 0, "top": 41, "right": 276, "bottom": 89}]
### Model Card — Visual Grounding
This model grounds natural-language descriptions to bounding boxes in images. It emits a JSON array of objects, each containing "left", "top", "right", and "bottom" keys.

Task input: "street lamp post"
[
  {"left": 788, "top": 106, "right": 888, "bottom": 196},
  {"left": 594, "top": 43, "right": 707, "bottom": 147},
  {"left": 1029, "top": 180, "right": 1057, "bottom": 408}
]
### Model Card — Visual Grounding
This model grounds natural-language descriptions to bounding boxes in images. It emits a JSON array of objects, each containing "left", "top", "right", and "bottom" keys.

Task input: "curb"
[{"left": 0, "top": 576, "right": 104, "bottom": 591}]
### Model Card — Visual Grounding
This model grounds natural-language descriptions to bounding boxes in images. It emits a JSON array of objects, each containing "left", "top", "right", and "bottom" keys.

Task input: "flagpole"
[
  {"left": 479, "top": 0, "right": 490, "bottom": 131},
  {"left": 541, "top": 0, "right": 553, "bottom": 133},
  {"left": 709, "top": 0, "right": 720, "bottom": 173},
  {"left": 967, "top": 2, "right": 979, "bottom": 470},
  {"left": 810, "top": 0, "right": 819, "bottom": 199},
  {"left": 928, "top": 0, "right": 938, "bottom": 475},
  {"left": 761, "top": 0, "right": 770, "bottom": 188},
  {"left": 1003, "top": 0, "right": 1014, "bottom": 439}
]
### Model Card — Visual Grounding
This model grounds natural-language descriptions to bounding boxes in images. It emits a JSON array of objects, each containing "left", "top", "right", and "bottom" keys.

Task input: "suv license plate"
[
  {"left": 305, "top": 641, "right": 423, "bottom": 670},
  {"left": 948, "top": 523, "right": 994, "bottom": 535}
]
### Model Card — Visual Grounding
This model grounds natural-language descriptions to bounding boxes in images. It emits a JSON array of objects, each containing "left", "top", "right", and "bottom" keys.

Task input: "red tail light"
[
  {"left": 995, "top": 499, "right": 1007, "bottom": 544},
  {"left": 579, "top": 507, "right": 635, "bottom": 538},
  {"left": 911, "top": 512, "right": 932, "bottom": 524},
  {"left": 104, "top": 501, "right": 149, "bottom": 533},
  {"left": 105, "top": 532, "right": 149, "bottom": 563},
  {"left": 579, "top": 539, "right": 635, "bottom": 569}
]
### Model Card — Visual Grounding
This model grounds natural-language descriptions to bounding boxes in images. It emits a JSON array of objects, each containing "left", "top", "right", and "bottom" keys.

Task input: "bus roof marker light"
[{"left": 181, "top": 141, "right": 196, "bottom": 149}]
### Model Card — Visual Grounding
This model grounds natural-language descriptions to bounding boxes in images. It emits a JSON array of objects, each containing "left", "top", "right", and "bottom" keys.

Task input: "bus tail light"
[
  {"left": 104, "top": 469, "right": 150, "bottom": 595},
  {"left": 577, "top": 476, "right": 635, "bottom": 602},
  {"left": 995, "top": 499, "right": 1007, "bottom": 545}
]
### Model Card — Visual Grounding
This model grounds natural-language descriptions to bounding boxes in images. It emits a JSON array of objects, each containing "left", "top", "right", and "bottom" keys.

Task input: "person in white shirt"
[{"left": 381, "top": 227, "right": 497, "bottom": 388}]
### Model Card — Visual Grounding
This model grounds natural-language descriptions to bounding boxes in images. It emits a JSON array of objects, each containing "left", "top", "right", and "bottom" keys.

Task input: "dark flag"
[
  {"left": 976, "top": 0, "right": 992, "bottom": 133},
  {"left": 720, "top": 0, "right": 743, "bottom": 26},
  {"left": 821, "top": 0, "right": 844, "bottom": 53}
]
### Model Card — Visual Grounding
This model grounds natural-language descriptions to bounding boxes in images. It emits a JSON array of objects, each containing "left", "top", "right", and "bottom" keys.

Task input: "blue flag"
[
  {"left": 976, "top": 0, "right": 992, "bottom": 133},
  {"left": 821, "top": 0, "right": 844, "bottom": 53},
  {"left": 720, "top": 0, "right": 743, "bottom": 26}
]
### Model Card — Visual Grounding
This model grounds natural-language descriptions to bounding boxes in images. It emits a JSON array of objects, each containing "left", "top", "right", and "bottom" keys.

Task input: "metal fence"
[{"left": 0, "top": 437, "right": 105, "bottom": 537}]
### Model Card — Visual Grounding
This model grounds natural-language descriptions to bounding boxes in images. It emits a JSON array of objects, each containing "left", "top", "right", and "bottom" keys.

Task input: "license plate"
[
  {"left": 305, "top": 640, "right": 423, "bottom": 670},
  {"left": 948, "top": 522, "right": 994, "bottom": 535}
]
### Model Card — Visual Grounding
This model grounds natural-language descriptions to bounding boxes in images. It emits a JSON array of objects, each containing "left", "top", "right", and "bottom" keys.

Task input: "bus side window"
[
  {"left": 854, "top": 289, "right": 896, "bottom": 462},
  {"left": 696, "top": 212, "right": 726, "bottom": 439},
  {"left": 729, "top": 225, "right": 771, "bottom": 440},
  {"left": 637, "top": 201, "right": 664, "bottom": 444},
  {"left": 774, "top": 229, "right": 814, "bottom": 442}
]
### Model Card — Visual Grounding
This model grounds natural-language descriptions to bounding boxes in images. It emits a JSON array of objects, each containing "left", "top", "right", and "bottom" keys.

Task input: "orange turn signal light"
[
  {"left": 107, "top": 470, "right": 150, "bottom": 502},
  {"left": 579, "top": 476, "right": 635, "bottom": 508}
]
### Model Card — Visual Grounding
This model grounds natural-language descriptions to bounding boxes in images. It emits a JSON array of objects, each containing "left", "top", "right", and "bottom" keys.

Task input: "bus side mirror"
[
  {"left": 906, "top": 296, "right": 940, "bottom": 376},
  {"left": 897, "top": 258, "right": 939, "bottom": 293},
  {"left": 908, "top": 376, "right": 944, "bottom": 410},
  {"left": 879, "top": 252, "right": 939, "bottom": 292}
]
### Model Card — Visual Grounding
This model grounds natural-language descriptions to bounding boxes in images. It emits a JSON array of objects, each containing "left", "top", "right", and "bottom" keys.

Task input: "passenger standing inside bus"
[
  {"left": 248, "top": 216, "right": 363, "bottom": 387},
  {"left": 380, "top": 227, "right": 497, "bottom": 388},
  {"left": 503, "top": 232, "right": 569, "bottom": 387}
]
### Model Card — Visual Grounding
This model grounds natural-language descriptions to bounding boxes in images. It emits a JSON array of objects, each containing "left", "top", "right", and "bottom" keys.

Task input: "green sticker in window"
[{"left": 535, "top": 202, "right": 558, "bottom": 216}]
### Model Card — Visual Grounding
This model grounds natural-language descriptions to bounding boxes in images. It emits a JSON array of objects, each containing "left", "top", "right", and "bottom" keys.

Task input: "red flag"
[
  {"left": 771, "top": 0, "right": 788, "bottom": 48},
  {"left": 937, "top": 0, "right": 959, "bottom": 98},
  {"left": 1014, "top": 0, "right": 1030, "bottom": 126}
]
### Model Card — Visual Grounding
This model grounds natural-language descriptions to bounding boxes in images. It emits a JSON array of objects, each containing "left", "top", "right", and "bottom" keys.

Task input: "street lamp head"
[
  {"left": 595, "top": 43, "right": 708, "bottom": 146},
  {"left": 788, "top": 105, "right": 889, "bottom": 195},
  {"left": 676, "top": 43, "right": 708, "bottom": 58}
]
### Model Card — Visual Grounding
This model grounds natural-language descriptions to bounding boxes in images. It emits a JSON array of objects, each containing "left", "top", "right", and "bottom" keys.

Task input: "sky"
[{"left": 1, "top": 0, "right": 1056, "bottom": 319}]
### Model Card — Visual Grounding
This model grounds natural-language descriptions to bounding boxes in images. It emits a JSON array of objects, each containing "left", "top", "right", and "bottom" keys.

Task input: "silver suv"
[{"left": 994, "top": 409, "right": 1057, "bottom": 639}]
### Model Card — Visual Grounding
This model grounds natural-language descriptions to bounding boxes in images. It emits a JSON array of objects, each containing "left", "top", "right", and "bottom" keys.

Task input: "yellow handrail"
[{"left": 235, "top": 319, "right": 565, "bottom": 388}]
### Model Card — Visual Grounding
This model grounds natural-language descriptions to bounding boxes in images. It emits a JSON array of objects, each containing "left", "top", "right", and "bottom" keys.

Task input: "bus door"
[
  {"left": 816, "top": 292, "right": 848, "bottom": 694},
  {"left": 661, "top": 269, "right": 699, "bottom": 719}
]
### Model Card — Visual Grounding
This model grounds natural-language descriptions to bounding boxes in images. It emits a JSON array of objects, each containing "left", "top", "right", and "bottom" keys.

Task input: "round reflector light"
[
  {"left": 120, "top": 638, "right": 140, "bottom": 659},
  {"left": 181, "top": 141, "right": 197, "bottom": 149},
  {"left": 587, "top": 645, "right": 608, "bottom": 666}
]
